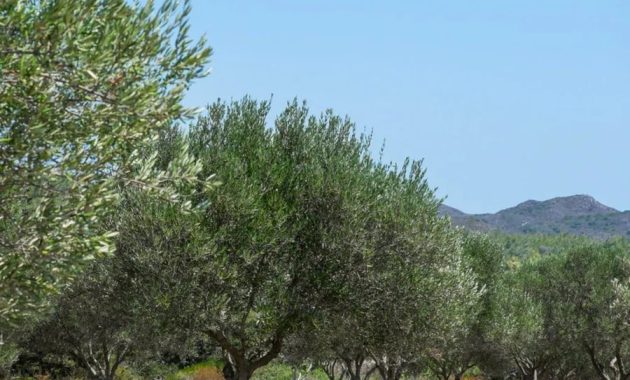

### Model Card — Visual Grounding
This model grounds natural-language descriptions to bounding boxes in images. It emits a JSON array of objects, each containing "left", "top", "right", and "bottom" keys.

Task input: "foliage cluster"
[{"left": 0, "top": 0, "right": 212, "bottom": 334}]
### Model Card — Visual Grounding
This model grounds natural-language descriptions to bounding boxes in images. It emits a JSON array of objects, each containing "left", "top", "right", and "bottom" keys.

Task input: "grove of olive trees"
[{"left": 2, "top": 1, "right": 630, "bottom": 380}]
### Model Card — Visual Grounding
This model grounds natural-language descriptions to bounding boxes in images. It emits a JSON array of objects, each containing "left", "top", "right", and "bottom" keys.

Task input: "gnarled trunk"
[
  {"left": 321, "top": 359, "right": 346, "bottom": 380},
  {"left": 585, "top": 343, "right": 630, "bottom": 380},
  {"left": 72, "top": 342, "right": 129, "bottom": 380},
  {"left": 208, "top": 328, "right": 285, "bottom": 380},
  {"left": 372, "top": 354, "right": 404, "bottom": 380},
  {"left": 341, "top": 355, "right": 365, "bottom": 380}
]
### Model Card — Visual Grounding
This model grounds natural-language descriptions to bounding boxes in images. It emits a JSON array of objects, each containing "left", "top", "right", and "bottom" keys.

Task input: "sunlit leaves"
[{"left": 0, "top": 0, "right": 211, "bottom": 332}]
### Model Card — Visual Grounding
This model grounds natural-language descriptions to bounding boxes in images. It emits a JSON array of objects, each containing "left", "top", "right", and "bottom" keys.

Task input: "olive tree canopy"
[{"left": 0, "top": 0, "right": 211, "bottom": 331}]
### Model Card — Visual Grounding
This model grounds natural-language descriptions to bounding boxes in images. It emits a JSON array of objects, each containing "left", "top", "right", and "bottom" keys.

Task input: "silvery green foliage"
[
  {"left": 170, "top": 99, "right": 379, "bottom": 380},
  {"left": 20, "top": 186, "right": 212, "bottom": 380},
  {"left": 26, "top": 257, "right": 133, "bottom": 380},
  {"left": 490, "top": 271, "right": 547, "bottom": 379},
  {"left": 424, "top": 232, "right": 503, "bottom": 380},
  {"left": 558, "top": 242, "right": 630, "bottom": 380},
  {"left": 283, "top": 144, "right": 482, "bottom": 380},
  {"left": 0, "top": 0, "right": 211, "bottom": 332},
  {"left": 364, "top": 223, "right": 482, "bottom": 380}
]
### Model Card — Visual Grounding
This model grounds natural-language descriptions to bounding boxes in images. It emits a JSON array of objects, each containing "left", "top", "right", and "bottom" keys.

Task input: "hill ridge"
[{"left": 440, "top": 195, "right": 629, "bottom": 239}]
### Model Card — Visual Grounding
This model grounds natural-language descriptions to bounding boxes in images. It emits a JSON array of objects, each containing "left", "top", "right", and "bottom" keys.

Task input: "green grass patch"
[
  {"left": 163, "top": 359, "right": 328, "bottom": 380},
  {"left": 251, "top": 363, "right": 328, "bottom": 380}
]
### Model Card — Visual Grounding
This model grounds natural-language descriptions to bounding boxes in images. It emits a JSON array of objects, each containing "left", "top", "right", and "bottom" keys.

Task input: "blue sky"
[{"left": 183, "top": 1, "right": 630, "bottom": 213}]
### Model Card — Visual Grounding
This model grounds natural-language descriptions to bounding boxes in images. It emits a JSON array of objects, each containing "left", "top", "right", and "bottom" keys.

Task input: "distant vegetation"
[{"left": 2, "top": 1, "right": 630, "bottom": 380}]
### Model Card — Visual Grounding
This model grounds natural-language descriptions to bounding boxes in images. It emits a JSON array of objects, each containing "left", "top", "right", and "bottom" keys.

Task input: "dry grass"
[{"left": 191, "top": 366, "right": 224, "bottom": 380}]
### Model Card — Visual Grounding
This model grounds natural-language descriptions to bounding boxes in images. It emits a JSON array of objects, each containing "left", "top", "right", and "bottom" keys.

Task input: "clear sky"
[{"left": 183, "top": 1, "right": 630, "bottom": 214}]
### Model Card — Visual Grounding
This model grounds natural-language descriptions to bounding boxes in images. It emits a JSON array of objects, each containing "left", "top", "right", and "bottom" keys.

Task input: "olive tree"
[
  {"left": 20, "top": 188, "right": 210, "bottom": 380},
  {"left": 25, "top": 259, "right": 134, "bottom": 380},
  {"left": 289, "top": 168, "right": 482, "bottom": 380},
  {"left": 558, "top": 241, "right": 630, "bottom": 380},
  {"left": 490, "top": 268, "right": 547, "bottom": 380},
  {"left": 425, "top": 232, "right": 503, "bottom": 380},
  {"left": 114, "top": 98, "right": 388, "bottom": 380},
  {"left": 0, "top": 0, "right": 211, "bottom": 332},
  {"left": 491, "top": 253, "right": 589, "bottom": 380},
  {"left": 365, "top": 220, "right": 480, "bottom": 380}
]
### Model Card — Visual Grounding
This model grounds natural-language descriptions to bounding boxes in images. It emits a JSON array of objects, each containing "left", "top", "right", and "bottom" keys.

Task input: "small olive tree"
[
  {"left": 557, "top": 241, "right": 630, "bottom": 380},
  {"left": 289, "top": 167, "right": 482, "bottom": 380},
  {"left": 491, "top": 253, "right": 591, "bottom": 380},
  {"left": 21, "top": 188, "right": 210, "bottom": 380},
  {"left": 425, "top": 232, "right": 503, "bottom": 380},
  {"left": 25, "top": 259, "right": 134, "bottom": 380}
]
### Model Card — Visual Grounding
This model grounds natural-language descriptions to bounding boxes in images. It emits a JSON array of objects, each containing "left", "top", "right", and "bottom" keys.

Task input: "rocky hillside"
[{"left": 440, "top": 195, "right": 630, "bottom": 239}]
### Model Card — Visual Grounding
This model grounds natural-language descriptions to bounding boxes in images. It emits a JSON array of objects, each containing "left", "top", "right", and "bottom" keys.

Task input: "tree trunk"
[
  {"left": 236, "top": 366, "right": 253, "bottom": 380},
  {"left": 375, "top": 362, "right": 403, "bottom": 380},
  {"left": 322, "top": 359, "right": 344, "bottom": 380},
  {"left": 340, "top": 355, "right": 365, "bottom": 380},
  {"left": 222, "top": 358, "right": 254, "bottom": 380},
  {"left": 223, "top": 360, "right": 235, "bottom": 380},
  {"left": 222, "top": 361, "right": 254, "bottom": 380},
  {"left": 207, "top": 328, "right": 285, "bottom": 380},
  {"left": 86, "top": 370, "right": 115, "bottom": 380}
]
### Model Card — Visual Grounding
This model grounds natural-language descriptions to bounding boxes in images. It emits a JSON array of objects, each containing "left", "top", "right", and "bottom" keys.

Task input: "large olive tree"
[
  {"left": 0, "top": 0, "right": 211, "bottom": 333},
  {"left": 113, "top": 98, "right": 382, "bottom": 380}
]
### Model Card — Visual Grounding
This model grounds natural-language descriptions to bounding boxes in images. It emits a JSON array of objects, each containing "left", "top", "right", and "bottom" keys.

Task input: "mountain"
[{"left": 440, "top": 195, "right": 630, "bottom": 239}]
